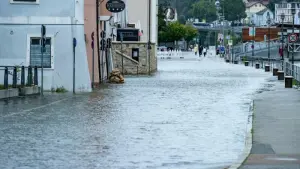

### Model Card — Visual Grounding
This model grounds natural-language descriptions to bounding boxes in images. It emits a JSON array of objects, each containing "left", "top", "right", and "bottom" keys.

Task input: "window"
[
  {"left": 30, "top": 37, "right": 52, "bottom": 68},
  {"left": 10, "top": 0, "right": 39, "bottom": 4}
]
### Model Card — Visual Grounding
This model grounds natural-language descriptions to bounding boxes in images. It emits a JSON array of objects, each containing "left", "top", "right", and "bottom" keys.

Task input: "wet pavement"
[
  {"left": 239, "top": 77, "right": 300, "bottom": 169},
  {"left": 0, "top": 55, "right": 271, "bottom": 169}
]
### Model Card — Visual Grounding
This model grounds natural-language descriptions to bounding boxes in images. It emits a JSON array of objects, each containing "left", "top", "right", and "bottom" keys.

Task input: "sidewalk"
[{"left": 239, "top": 77, "right": 300, "bottom": 169}]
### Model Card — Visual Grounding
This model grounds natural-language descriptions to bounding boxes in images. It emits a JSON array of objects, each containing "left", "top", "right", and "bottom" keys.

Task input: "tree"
[
  {"left": 158, "top": 4, "right": 167, "bottom": 32},
  {"left": 189, "top": 0, "right": 217, "bottom": 22},
  {"left": 220, "top": 0, "right": 247, "bottom": 21},
  {"left": 164, "top": 22, "right": 186, "bottom": 42},
  {"left": 184, "top": 25, "right": 198, "bottom": 44}
]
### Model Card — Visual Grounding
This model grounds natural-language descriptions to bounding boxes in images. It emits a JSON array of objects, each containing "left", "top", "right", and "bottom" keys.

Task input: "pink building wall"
[{"left": 84, "top": 0, "right": 112, "bottom": 86}]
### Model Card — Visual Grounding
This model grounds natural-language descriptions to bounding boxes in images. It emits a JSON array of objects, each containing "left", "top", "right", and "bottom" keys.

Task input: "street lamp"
[
  {"left": 266, "top": 12, "right": 271, "bottom": 65},
  {"left": 280, "top": 13, "right": 285, "bottom": 70},
  {"left": 251, "top": 19, "right": 255, "bottom": 58},
  {"left": 291, "top": 3, "right": 296, "bottom": 76},
  {"left": 231, "top": 22, "right": 234, "bottom": 63}
]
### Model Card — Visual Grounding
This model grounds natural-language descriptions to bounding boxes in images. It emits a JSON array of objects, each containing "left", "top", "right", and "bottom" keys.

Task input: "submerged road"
[{"left": 0, "top": 55, "right": 271, "bottom": 169}]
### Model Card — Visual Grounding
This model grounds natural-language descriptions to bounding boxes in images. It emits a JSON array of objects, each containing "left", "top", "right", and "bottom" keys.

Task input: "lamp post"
[
  {"left": 251, "top": 20, "right": 255, "bottom": 58},
  {"left": 231, "top": 22, "right": 234, "bottom": 63},
  {"left": 280, "top": 13, "right": 285, "bottom": 70},
  {"left": 291, "top": 3, "right": 296, "bottom": 76},
  {"left": 267, "top": 13, "right": 271, "bottom": 65}
]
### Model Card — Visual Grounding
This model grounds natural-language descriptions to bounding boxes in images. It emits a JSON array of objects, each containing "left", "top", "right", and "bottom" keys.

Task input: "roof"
[
  {"left": 245, "top": 0, "right": 268, "bottom": 8},
  {"left": 256, "top": 8, "right": 269, "bottom": 15}
]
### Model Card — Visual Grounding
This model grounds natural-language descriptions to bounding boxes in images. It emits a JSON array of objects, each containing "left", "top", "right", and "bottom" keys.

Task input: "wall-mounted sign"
[
  {"left": 106, "top": 0, "right": 126, "bottom": 13},
  {"left": 117, "top": 28, "right": 139, "bottom": 41}
]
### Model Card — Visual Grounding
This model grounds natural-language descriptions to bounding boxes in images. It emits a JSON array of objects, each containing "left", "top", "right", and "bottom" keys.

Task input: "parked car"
[{"left": 158, "top": 46, "right": 168, "bottom": 51}]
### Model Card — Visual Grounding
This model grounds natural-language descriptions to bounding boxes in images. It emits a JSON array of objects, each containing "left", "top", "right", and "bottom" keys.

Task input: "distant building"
[
  {"left": 274, "top": 2, "right": 300, "bottom": 25},
  {"left": 244, "top": 1, "right": 268, "bottom": 24},
  {"left": 253, "top": 8, "right": 274, "bottom": 26}
]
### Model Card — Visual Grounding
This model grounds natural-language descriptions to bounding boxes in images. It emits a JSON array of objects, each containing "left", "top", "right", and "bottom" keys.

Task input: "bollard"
[
  {"left": 285, "top": 76, "right": 293, "bottom": 88},
  {"left": 4, "top": 67, "right": 8, "bottom": 89},
  {"left": 244, "top": 61, "right": 249, "bottom": 66},
  {"left": 255, "top": 63, "right": 260, "bottom": 69},
  {"left": 12, "top": 67, "right": 17, "bottom": 88},
  {"left": 28, "top": 66, "right": 33, "bottom": 86},
  {"left": 234, "top": 60, "right": 238, "bottom": 64},
  {"left": 21, "top": 66, "right": 25, "bottom": 87},
  {"left": 34, "top": 66, "right": 38, "bottom": 85},
  {"left": 272, "top": 68, "right": 278, "bottom": 76},
  {"left": 277, "top": 71, "right": 284, "bottom": 80},
  {"left": 264, "top": 65, "right": 270, "bottom": 72}
]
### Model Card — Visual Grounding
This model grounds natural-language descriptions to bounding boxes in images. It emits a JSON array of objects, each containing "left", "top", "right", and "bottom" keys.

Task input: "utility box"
[{"left": 132, "top": 48, "right": 139, "bottom": 62}]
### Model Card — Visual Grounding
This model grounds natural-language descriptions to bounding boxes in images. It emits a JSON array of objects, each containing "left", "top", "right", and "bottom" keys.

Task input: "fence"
[
  {"left": 231, "top": 56, "right": 284, "bottom": 71},
  {"left": 157, "top": 50, "right": 194, "bottom": 59},
  {"left": 284, "top": 62, "right": 300, "bottom": 82},
  {"left": 234, "top": 41, "right": 279, "bottom": 57},
  {"left": 0, "top": 66, "right": 39, "bottom": 89}
]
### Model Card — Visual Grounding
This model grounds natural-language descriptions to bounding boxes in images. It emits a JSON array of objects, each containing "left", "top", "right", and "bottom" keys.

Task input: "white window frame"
[
  {"left": 26, "top": 34, "right": 55, "bottom": 69},
  {"left": 10, "top": 0, "right": 40, "bottom": 4}
]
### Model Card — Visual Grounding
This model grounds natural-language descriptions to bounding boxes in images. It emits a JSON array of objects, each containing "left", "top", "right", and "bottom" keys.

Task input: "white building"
[
  {"left": 245, "top": 1, "right": 268, "bottom": 24},
  {"left": 112, "top": 0, "right": 158, "bottom": 43},
  {"left": 275, "top": 2, "right": 300, "bottom": 25},
  {"left": 0, "top": 0, "right": 91, "bottom": 92},
  {"left": 253, "top": 8, "right": 274, "bottom": 26}
]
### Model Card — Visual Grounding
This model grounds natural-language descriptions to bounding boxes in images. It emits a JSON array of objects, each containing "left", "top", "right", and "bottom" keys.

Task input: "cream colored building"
[
  {"left": 245, "top": 1, "right": 267, "bottom": 24},
  {"left": 112, "top": 0, "right": 158, "bottom": 44}
]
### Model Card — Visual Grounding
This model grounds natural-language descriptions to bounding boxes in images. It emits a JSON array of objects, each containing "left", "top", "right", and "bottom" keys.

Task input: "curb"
[{"left": 228, "top": 100, "right": 254, "bottom": 169}]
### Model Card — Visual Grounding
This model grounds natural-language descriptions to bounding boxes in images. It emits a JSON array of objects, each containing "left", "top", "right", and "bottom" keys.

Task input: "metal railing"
[
  {"left": 285, "top": 62, "right": 300, "bottom": 82},
  {"left": 234, "top": 41, "right": 279, "bottom": 56},
  {"left": 0, "top": 66, "right": 39, "bottom": 89}
]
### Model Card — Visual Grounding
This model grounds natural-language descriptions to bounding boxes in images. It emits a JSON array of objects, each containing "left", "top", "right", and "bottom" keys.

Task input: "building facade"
[
  {"left": 253, "top": 8, "right": 274, "bottom": 26},
  {"left": 0, "top": 0, "right": 91, "bottom": 92},
  {"left": 84, "top": 0, "right": 113, "bottom": 86},
  {"left": 244, "top": 1, "right": 267, "bottom": 24},
  {"left": 275, "top": 2, "right": 300, "bottom": 25}
]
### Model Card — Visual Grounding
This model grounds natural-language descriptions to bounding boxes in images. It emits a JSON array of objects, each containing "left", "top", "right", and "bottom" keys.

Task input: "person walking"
[
  {"left": 199, "top": 45, "right": 203, "bottom": 57},
  {"left": 194, "top": 45, "right": 198, "bottom": 56},
  {"left": 203, "top": 47, "right": 207, "bottom": 57}
]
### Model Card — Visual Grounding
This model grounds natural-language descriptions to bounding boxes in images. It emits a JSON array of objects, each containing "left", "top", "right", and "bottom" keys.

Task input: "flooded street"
[{"left": 0, "top": 55, "right": 270, "bottom": 169}]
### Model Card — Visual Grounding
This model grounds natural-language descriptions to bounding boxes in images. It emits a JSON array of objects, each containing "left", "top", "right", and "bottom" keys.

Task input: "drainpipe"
[
  {"left": 96, "top": 0, "right": 102, "bottom": 83},
  {"left": 148, "top": 0, "right": 151, "bottom": 75}
]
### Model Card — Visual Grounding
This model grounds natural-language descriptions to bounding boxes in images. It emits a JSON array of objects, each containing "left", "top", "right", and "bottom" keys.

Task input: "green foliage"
[
  {"left": 184, "top": 25, "right": 198, "bottom": 42},
  {"left": 158, "top": 4, "right": 167, "bottom": 32},
  {"left": 165, "top": 22, "right": 187, "bottom": 42},
  {"left": 159, "top": 22, "right": 198, "bottom": 43},
  {"left": 220, "top": 0, "right": 247, "bottom": 21},
  {"left": 189, "top": 0, "right": 217, "bottom": 22},
  {"left": 160, "top": 0, "right": 247, "bottom": 22}
]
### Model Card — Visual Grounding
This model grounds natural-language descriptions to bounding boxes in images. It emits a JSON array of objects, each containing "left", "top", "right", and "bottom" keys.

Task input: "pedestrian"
[
  {"left": 203, "top": 47, "right": 207, "bottom": 57},
  {"left": 194, "top": 45, "right": 198, "bottom": 56},
  {"left": 199, "top": 45, "right": 203, "bottom": 57}
]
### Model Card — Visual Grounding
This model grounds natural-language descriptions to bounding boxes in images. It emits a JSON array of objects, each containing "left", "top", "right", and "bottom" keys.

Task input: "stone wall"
[{"left": 111, "top": 42, "right": 157, "bottom": 75}]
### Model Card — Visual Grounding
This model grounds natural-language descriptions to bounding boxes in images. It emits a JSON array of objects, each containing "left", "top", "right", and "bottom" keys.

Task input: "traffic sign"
[
  {"left": 100, "top": 31, "right": 106, "bottom": 38},
  {"left": 228, "top": 40, "right": 233, "bottom": 46},
  {"left": 288, "top": 33, "right": 298, "bottom": 43},
  {"left": 106, "top": 0, "right": 126, "bottom": 13}
]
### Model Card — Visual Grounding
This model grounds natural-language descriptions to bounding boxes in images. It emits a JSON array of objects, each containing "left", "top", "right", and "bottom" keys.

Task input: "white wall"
[
  {"left": 127, "top": 0, "right": 157, "bottom": 43},
  {"left": 0, "top": 0, "right": 91, "bottom": 92}
]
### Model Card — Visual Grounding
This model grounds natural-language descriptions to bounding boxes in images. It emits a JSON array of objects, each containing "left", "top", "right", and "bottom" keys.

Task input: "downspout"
[{"left": 96, "top": 0, "right": 102, "bottom": 83}]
